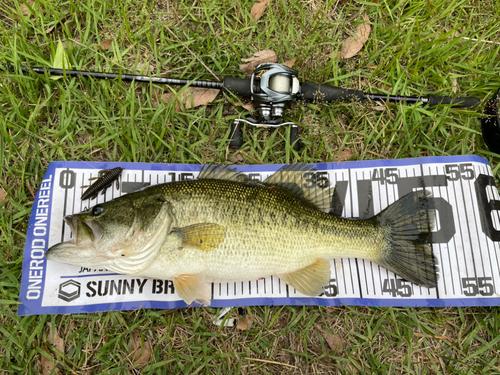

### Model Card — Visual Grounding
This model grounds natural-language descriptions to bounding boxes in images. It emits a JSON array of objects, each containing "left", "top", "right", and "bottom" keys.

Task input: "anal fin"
[{"left": 278, "top": 259, "right": 331, "bottom": 296}]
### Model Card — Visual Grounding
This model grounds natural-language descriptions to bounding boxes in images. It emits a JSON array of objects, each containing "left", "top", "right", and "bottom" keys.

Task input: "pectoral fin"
[
  {"left": 173, "top": 223, "right": 226, "bottom": 251},
  {"left": 278, "top": 259, "right": 331, "bottom": 296},
  {"left": 173, "top": 273, "right": 207, "bottom": 305}
]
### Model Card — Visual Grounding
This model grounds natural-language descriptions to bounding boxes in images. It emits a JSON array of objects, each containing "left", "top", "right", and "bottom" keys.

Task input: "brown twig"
[
  {"left": 244, "top": 357, "right": 297, "bottom": 369},
  {"left": 239, "top": 151, "right": 264, "bottom": 164},
  {"left": 26, "top": 182, "right": 35, "bottom": 199},
  {"left": 367, "top": 150, "right": 387, "bottom": 159}
]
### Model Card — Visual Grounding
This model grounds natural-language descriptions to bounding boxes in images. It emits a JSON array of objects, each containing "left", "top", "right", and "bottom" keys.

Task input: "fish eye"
[{"left": 91, "top": 205, "right": 105, "bottom": 216}]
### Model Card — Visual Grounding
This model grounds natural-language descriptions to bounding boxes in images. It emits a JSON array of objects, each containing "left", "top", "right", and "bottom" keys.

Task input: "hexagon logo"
[{"left": 58, "top": 280, "right": 81, "bottom": 302}]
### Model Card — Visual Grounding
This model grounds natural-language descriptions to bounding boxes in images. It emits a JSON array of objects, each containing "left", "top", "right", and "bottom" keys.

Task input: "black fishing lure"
[{"left": 81, "top": 167, "right": 122, "bottom": 200}]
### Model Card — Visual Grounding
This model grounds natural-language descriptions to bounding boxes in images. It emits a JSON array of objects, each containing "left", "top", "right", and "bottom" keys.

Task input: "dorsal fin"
[
  {"left": 263, "top": 164, "right": 333, "bottom": 213},
  {"left": 198, "top": 165, "right": 255, "bottom": 184}
]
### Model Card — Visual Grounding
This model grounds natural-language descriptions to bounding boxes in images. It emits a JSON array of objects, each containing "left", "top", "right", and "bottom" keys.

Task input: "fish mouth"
[{"left": 45, "top": 215, "right": 105, "bottom": 265}]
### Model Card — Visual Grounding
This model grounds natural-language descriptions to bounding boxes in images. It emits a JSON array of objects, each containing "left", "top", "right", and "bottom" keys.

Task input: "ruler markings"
[
  {"left": 435, "top": 166, "right": 450, "bottom": 296},
  {"left": 44, "top": 161, "right": 500, "bottom": 308},
  {"left": 458, "top": 164, "right": 478, "bottom": 287},
  {"left": 463, "top": 164, "right": 487, "bottom": 278},
  {"left": 440, "top": 165, "right": 458, "bottom": 296},
  {"left": 448, "top": 169, "right": 471, "bottom": 282}
]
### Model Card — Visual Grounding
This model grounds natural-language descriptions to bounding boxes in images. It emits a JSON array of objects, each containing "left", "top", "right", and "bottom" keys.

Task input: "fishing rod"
[{"left": 4, "top": 63, "right": 481, "bottom": 151}]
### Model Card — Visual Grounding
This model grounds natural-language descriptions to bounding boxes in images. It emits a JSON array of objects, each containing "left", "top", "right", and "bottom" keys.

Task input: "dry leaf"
[
  {"left": 134, "top": 62, "right": 151, "bottom": 74},
  {"left": 0, "top": 187, "right": 6, "bottom": 203},
  {"left": 128, "top": 331, "right": 152, "bottom": 367},
  {"left": 239, "top": 50, "right": 277, "bottom": 74},
  {"left": 152, "top": 87, "right": 163, "bottom": 102},
  {"left": 234, "top": 101, "right": 254, "bottom": 111},
  {"left": 340, "top": 15, "right": 371, "bottom": 59},
  {"left": 183, "top": 88, "right": 220, "bottom": 109},
  {"left": 100, "top": 39, "right": 113, "bottom": 51},
  {"left": 45, "top": 24, "right": 55, "bottom": 34},
  {"left": 229, "top": 153, "right": 245, "bottom": 163},
  {"left": 319, "top": 329, "right": 344, "bottom": 354},
  {"left": 20, "top": 0, "right": 35, "bottom": 16},
  {"left": 451, "top": 77, "right": 458, "bottom": 94},
  {"left": 41, "top": 323, "right": 64, "bottom": 374},
  {"left": 250, "top": 0, "right": 271, "bottom": 22},
  {"left": 282, "top": 57, "right": 297, "bottom": 68},
  {"left": 47, "top": 323, "right": 64, "bottom": 358},
  {"left": 373, "top": 104, "right": 387, "bottom": 111},
  {"left": 236, "top": 315, "right": 253, "bottom": 331},
  {"left": 41, "top": 346, "right": 61, "bottom": 375},
  {"left": 335, "top": 148, "right": 354, "bottom": 162},
  {"left": 161, "top": 88, "right": 220, "bottom": 110}
]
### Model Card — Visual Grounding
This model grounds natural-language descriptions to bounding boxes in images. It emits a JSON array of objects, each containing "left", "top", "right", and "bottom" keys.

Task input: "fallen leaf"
[
  {"left": 282, "top": 57, "right": 297, "bottom": 69},
  {"left": 234, "top": 101, "right": 254, "bottom": 111},
  {"left": 161, "top": 91, "right": 177, "bottom": 104},
  {"left": 134, "top": 62, "right": 152, "bottom": 75},
  {"left": 236, "top": 315, "right": 253, "bottom": 331},
  {"left": 161, "top": 88, "right": 220, "bottom": 110},
  {"left": 372, "top": 104, "right": 387, "bottom": 111},
  {"left": 128, "top": 331, "right": 152, "bottom": 367},
  {"left": 451, "top": 77, "right": 458, "bottom": 94},
  {"left": 239, "top": 50, "right": 277, "bottom": 74},
  {"left": 0, "top": 187, "right": 6, "bottom": 203},
  {"left": 250, "top": 0, "right": 271, "bottom": 22},
  {"left": 229, "top": 153, "right": 245, "bottom": 163},
  {"left": 100, "top": 39, "right": 113, "bottom": 51},
  {"left": 335, "top": 148, "right": 354, "bottom": 162},
  {"left": 47, "top": 323, "right": 64, "bottom": 358},
  {"left": 40, "top": 323, "right": 64, "bottom": 374},
  {"left": 20, "top": 0, "right": 35, "bottom": 16},
  {"left": 319, "top": 329, "right": 344, "bottom": 354},
  {"left": 340, "top": 15, "right": 371, "bottom": 59},
  {"left": 41, "top": 346, "right": 61, "bottom": 375},
  {"left": 152, "top": 87, "right": 163, "bottom": 102}
]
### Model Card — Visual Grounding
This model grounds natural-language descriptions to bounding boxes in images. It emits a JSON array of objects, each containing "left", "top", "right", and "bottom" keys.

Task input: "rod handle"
[
  {"left": 427, "top": 95, "right": 480, "bottom": 108},
  {"left": 223, "top": 77, "right": 252, "bottom": 97},
  {"left": 300, "top": 82, "right": 365, "bottom": 102},
  {"left": 229, "top": 120, "right": 243, "bottom": 148}
]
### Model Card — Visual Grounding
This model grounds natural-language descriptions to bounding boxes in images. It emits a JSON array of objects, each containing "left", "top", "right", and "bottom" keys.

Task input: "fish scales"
[
  {"left": 157, "top": 179, "right": 382, "bottom": 280},
  {"left": 46, "top": 164, "right": 438, "bottom": 305}
]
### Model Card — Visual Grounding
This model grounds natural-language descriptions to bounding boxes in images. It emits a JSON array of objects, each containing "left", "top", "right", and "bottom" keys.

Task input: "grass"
[{"left": 1, "top": 0, "right": 500, "bottom": 373}]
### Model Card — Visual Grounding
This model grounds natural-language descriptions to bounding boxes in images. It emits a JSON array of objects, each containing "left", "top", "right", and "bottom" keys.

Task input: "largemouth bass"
[{"left": 46, "top": 164, "right": 438, "bottom": 305}]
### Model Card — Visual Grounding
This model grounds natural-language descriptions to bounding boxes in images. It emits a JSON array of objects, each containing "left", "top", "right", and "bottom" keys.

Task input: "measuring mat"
[{"left": 18, "top": 156, "right": 500, "bottom": 315}]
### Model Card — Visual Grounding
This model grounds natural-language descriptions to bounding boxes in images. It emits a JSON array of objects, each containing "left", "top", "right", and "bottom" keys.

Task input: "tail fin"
[{"left": 375, "top": 190, "right": 439, "bottom": 288}]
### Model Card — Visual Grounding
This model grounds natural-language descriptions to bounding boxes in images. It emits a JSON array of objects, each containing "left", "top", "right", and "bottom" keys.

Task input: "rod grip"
[
  {"left": 427, "top": 95, "right": 480, "bottom": 108},
  {"left": 223, "top": 77, "right": 252, "bottom": 97},
  {"left": 300, "top": 82, "right": 365, "bottom": 102}
]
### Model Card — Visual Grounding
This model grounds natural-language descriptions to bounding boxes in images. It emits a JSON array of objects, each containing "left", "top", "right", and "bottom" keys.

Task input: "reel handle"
[
  {"left": 229, "top": 119, "right": 243, "bottom": 148},
  {"left": 290, "top": 125, "right": 300, "bottom": 151}
]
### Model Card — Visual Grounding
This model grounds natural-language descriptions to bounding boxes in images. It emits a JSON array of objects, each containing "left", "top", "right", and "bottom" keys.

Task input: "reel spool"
[{"left": 230, "top": 63, "right": 301, "bottom": 150}]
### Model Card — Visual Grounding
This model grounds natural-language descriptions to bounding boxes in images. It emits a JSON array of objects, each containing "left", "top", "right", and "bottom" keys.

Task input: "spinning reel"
[{"left": 229, "top": 64, "right": 301, "bottom": 150}]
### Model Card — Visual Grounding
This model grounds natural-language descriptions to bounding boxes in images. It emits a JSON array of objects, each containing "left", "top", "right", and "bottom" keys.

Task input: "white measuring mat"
[{"left": 18, "top": 156, "right": 500, "bottom": 315}]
